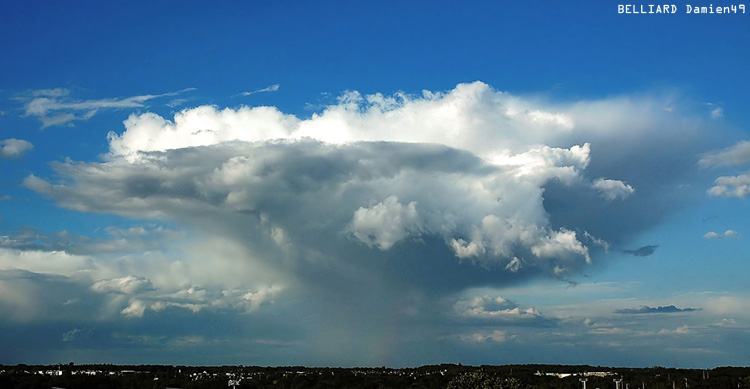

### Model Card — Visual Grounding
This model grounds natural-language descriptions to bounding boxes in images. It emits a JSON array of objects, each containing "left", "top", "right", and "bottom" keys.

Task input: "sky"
[{"left": 1, "top": 0, "right": 749, "bottom": 368}]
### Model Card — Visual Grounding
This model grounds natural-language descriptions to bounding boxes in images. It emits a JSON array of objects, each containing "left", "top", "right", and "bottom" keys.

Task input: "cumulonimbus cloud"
[{"left": 22, "top": 81, "right": 709, "bottom": 298}]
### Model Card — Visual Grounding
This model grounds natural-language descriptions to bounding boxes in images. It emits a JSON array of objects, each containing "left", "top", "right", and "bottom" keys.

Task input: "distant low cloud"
[
  {"left": 453, "top": 295, "right": 543, "bottom": 322},
  {"left": 615, "top": 305, "right": 699, "bottom": 314},
  {"left": 458, "top": 330, "right": 512, "bottom": 343},
  {"left": 703, "top": 230, "right": 739, "bottom": 239},
  {"left": 61, "top": 327, "right": 90, "bottom": 342},
  {"left": 20, "top": 88, "right": 195, "bottom": 128},
  {"left": 91, "top": 275, "right": 155, "bottom": 295},
  {"left": 658, "top": 324, "right": 692, "bottom": 334},
  {"left": 0, "top": 138, "right": 33, "bottom": 158},
  {"left": 621, "top": 245, "right": 658, "bottom": 257}
]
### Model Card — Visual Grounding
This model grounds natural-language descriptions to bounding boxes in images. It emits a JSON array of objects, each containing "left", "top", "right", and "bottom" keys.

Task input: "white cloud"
[
  {"left": 592, "top": 178, "right": 634, "bottom": 201},
  {"left": 241, "top": 84, "right": 280, "bottom": 96},
  {"left": 0, "top": 138, "right": 33, "bottom": 158},
  {"left": 108, "top": 105, "right": 299, "bottom": 160},
  {"left": 700, "top": 141, "right": 750, "bottom": 168},
  {"left": 707, "top": 172, "right": 750, "bottom": 198},
  {"left": 21, "top": 88, "right": 195, "bottom": 128},
  {"left": 658, "top": 324, "right": 691, "bottom": 335},
  {"left": 458, "top": 329, "right": 510, "bottom": 343},
  {"left": 531, "top": 228, "right": 591, "bottom": 266},
  {"left": 14, "top": 82, "right": 722, "bottom": 362},
  {"left": 453, "top": 295, "right": 542, "bottom": 321},
  {"left": 711, "top": 107, "right": 724, "bottom": 119},
  {"left": 504, "top": 257, "right": 523, "bottom": 272},
  {"left": 350, "top": 196, "right": 421, "bottom": 249},
  {"left": 92, "top": 275, "right": 155, "bottom": 295},
  {"left": 121, "top": 299, "right": 147, "bottom": 318},
  {"left": 703, "top": 231, "right": 721, "bottom": 239},
  {"left": 24, "top": 82, "right": 708, "bottom": 288},
  {"left": 703, "top": 230, "right": 739, "bottom": 239},
  {"left": 0, "top": 247, "right": 94, "bottom": 277}
]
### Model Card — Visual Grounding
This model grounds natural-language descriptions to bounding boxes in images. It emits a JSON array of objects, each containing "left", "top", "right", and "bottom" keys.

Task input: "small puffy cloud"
[
  {"left": 621, "top": 245, "right": 658, "bottom": 257},
  {"left": 121, "top": 299, "right": 148, "bottom": 318},
  {"left": 504, "top": 257, "right": 523, "bottom": 272},
  {"left": 592, "top": 178, "right": 634, "bottom": 201},
  {"left": 13, "top": 81, "right": 727, "bottom": 364},
  {"left": 0, "top": 138, "right": 33, "bottom": 158},
  {"left": 350, "top": 196, "right": 421, "bottom": 250},
  {"left": 704, "top": 230, "right": 739, "bottom": 239},
  {"left": 703, "top": 230, "right": 740, "bottom": 239},
  {"left": 92, "top": 275, "right": 155, "bottom": 295},
  {"left": 711, "top": 107, "right": 724, "bottom": 119},
  {"left": 703, "top": 231, "right": 721, "bottom": 240},
  {"left": 531, "top": 228, "right": 591, "bottom": 265},
  {"left": 701, "top": 142, "right": 750, "bottom": 199},
  {"left": 708, "top": 172, "right": 750, "bottom": 198},
  {"left": 458, "top": 329, "right": 510, "bottom": 343},
  {"left": 615, "top": 305, "right": 699, "bottom": 314},
  {"left": 453, "top": 295, "right": 542, "bottom": 321}
]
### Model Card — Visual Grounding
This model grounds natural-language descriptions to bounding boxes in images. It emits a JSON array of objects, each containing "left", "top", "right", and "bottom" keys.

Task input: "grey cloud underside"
[
  {"left": 25, "top": 140, "right": 595, "bottom": 284},
  {"left": 614, "top": 305, "right": 699, "bottom": 314},
  {"left": 621, "top": 245, "right": 659, "bottom": 257}
]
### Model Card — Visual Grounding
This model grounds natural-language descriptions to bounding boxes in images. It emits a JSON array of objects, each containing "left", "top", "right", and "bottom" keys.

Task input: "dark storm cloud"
[{"left": 8, "top": 82, "right": 726, "bottom": 366}]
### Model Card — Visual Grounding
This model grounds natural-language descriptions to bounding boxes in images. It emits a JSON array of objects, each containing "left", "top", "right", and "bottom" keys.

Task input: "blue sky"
[{"left": 1, "top": 1, "right": 749, "bottom": 368}]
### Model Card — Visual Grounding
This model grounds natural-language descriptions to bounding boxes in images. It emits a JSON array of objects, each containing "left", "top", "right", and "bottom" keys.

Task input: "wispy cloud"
[
  {"left": 700, "top": 141, "right": 750, "bottom": 168},
  {"left": 20, "top": 88, "right": 196, "bottom": 128},
  {"left": 706, "top": 102, "right": 724, "bottom": 119},
  {"left": 240, "top": 84, "right": 280, "bottom": 96}
]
